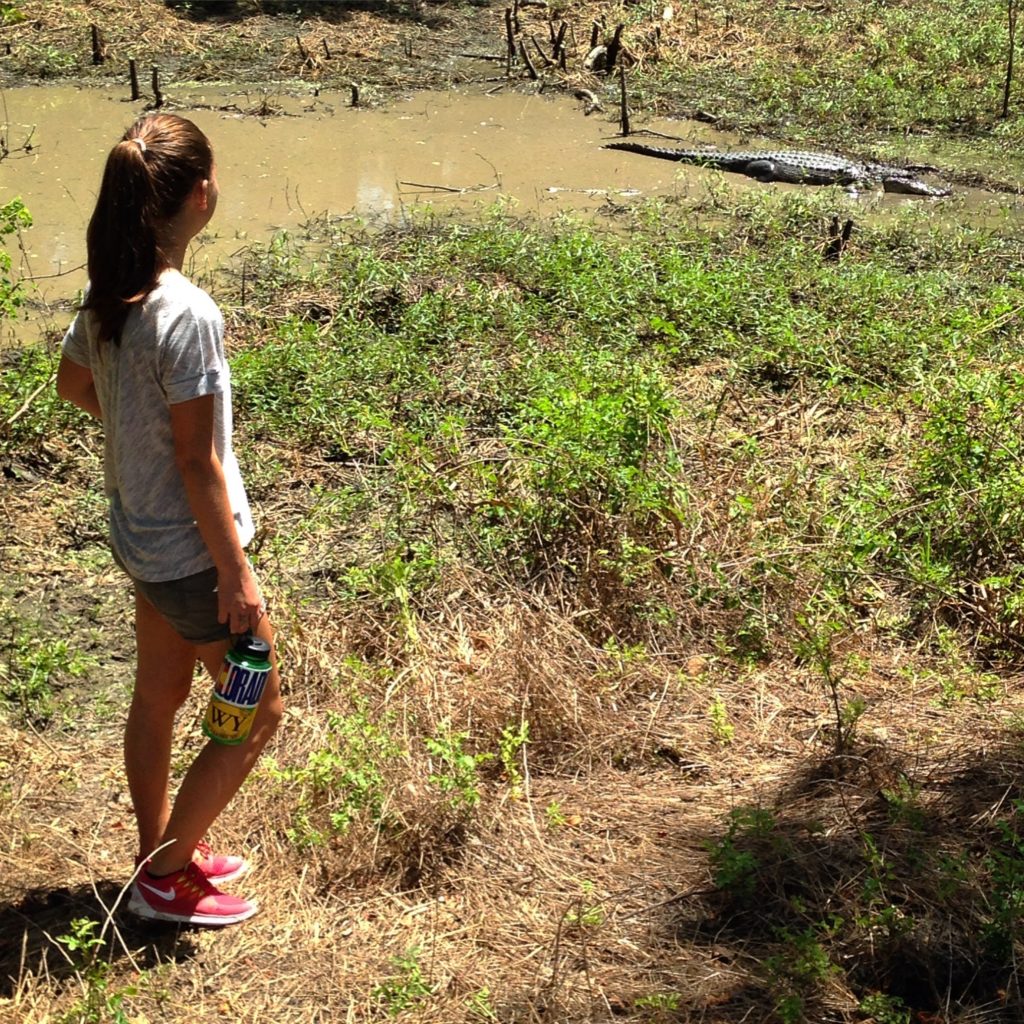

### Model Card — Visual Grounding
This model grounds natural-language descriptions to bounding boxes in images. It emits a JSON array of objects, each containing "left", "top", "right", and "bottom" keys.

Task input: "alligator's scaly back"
[{"left": 604, "top": 141, "right": 950, "bottom": 196}]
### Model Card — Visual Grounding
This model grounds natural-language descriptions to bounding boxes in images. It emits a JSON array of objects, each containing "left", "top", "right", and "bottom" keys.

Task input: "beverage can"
[{"left": 202, "top": 633, "right": 273, "bottom": 746}]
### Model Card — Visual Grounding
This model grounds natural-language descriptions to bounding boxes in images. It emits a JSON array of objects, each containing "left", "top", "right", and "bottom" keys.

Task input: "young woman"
[{"left": 56, "top": 113, "right": 283, "bottom": 927}]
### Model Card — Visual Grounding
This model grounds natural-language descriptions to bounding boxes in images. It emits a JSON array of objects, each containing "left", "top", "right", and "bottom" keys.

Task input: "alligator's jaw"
[{"left": 880, "top": 178, "right": 951, "bottom": 197}]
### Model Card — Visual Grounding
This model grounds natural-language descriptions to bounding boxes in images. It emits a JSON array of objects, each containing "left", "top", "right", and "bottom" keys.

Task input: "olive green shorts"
[{"left": 113, "top": 549, "right": 231, "bottom": 645}]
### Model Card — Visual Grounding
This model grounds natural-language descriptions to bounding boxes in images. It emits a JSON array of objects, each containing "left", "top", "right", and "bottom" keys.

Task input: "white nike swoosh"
[{"left": 139, "top": 881, "right": 177, "bottom": 902}]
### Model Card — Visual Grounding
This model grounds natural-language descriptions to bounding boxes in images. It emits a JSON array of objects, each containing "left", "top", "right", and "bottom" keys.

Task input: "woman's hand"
[{"left": 218, "top": 563, "right": 265, "bottom": 636}]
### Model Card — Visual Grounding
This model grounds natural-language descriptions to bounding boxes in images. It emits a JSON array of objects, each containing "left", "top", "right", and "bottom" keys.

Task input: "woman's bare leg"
[
  {"left": 146, "top": 614, "right": 283, "bottom": 877},
  {"left": 124, "top": 590, "right": 197, "bottom": 859}
]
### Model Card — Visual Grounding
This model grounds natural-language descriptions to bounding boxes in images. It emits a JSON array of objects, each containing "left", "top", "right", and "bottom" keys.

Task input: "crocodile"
[{"left": 604, "top": 141, "right": 950, "bottom": 197}]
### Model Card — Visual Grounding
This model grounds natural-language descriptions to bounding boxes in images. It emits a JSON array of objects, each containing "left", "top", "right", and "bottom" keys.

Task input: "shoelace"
[{"left": 178, "top": 862, "right": 218, "bottom": 897}]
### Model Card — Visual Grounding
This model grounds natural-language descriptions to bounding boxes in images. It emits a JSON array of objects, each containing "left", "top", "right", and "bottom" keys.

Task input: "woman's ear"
[{"left": 194, "top": 177, "right": 211, "bottom": 212}]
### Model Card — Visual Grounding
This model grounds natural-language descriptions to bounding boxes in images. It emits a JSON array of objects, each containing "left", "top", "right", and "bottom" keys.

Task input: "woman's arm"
[
  {"left": 56, "top": 355, "right": 102, "bottom": 419},
  {"left": 169, "top": 393, "right": 263, "bottom": 635}
]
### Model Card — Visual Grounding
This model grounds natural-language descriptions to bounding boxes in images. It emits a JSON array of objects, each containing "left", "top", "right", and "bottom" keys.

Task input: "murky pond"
[{"left": 1, "top": 83, "right": 1017, "bottom": 345}]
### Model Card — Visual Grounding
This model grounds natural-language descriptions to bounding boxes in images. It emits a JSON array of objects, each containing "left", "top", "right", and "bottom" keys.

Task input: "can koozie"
[{"left": 202, "top": 633, "right": 272, "bottom": 745}]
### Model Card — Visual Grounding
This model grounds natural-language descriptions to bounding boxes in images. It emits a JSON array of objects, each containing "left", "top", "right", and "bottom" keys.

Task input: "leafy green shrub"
[
  {"left": 266, "top": 705, "right": 405, "bottom": 848},
  {"left": 895, "top": 369, "right": 1024, "bottom": 635},
  {"left": 0, "top": 346, "right": 92, "bottom": 453},
  {"left": 0, "top": 198, "right": 30, "bottom": 319}
]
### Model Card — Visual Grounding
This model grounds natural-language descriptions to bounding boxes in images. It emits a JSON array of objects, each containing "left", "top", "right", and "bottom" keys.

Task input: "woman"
[{"left": 56, "top": 113, "right": 283, "bottom": 927}]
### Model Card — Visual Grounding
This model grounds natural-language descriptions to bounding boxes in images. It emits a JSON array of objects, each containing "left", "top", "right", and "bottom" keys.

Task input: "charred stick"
[
  {"left": 129, "top": 58, "right": 140, "bottom": 101},
  {"left": 90, "top": 24, "right": 106, "bottom": 65},
  {"left": 618, "top": 65, "right": 630, "bottom": 135},
  {"left": 606, "top": 24, "right": 624, "bottom": 71},
  {"left": 553, "top": 21, "right": 567, "bottom": 60},
  {"left": 504, "top": 8, "right": 516, "bottom": 61},
  {"left": 519, "top": 39, "right": 539, "bottom": 79},
  {"left": 531, "top": 35, "right": 553, "bottom": 67}
]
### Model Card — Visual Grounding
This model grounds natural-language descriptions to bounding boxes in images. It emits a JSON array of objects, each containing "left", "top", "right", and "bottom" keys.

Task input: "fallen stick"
[
  {"left": 398, "top": 180, "right": 499, "bottom": 194},
  {"left": 519, "top": 39, "right": 539, "bottom": 79},
  {"left": 5, "top": 374, "right": 55, "bottom": 428}
]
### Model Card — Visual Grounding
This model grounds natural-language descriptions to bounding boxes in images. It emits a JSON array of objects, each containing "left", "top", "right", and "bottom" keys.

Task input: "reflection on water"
[{"left": 1, "top": 84, "right": 1018, "bottom": 345}]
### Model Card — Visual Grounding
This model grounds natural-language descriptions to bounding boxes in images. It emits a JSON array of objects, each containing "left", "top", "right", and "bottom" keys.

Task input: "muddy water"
[{"left": 0, "top": 84, "right": 1015, "bottom": 346}]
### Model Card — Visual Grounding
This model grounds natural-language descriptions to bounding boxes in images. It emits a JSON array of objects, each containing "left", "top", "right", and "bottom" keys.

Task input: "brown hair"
[{"left": 81, "top": 113, "right": 214, "bottom": 343}]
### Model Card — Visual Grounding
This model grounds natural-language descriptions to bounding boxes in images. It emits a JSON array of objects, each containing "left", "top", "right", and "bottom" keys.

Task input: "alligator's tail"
[{"left": 604, "top": 141, "right": 707, "bottom": 162}]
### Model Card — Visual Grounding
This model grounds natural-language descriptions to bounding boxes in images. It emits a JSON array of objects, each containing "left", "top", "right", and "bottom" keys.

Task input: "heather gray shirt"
[{"left": 62, "top": 270, "right": 254, "bottom": 582}]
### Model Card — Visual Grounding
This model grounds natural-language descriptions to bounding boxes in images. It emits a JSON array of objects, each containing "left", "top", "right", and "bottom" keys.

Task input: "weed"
[
  {"left": 708, "top": 692, "right": 734, "bottom": 745},
  {"left": 55, "top": 917, "right": 136, "bottom": 1024},
  {"left": 566, "top": 879, "right": 604, "bottom": 928},
  {"left": 466, "top": 986, "right": 498, "bottom": 1020},
  {"left": 0, "top": 345, "right": 92, "bottom": 452},
  {"left": 982, "top": 799, "right": 1024, "bottom": 958},
  {"left": 794, "top": 605, "right": 861, "bottom": 755},
  {"left": 859, "top": 992, "right": 912, "bottom": 1024},
  {"left": 498, "top": 719, "right": 529, "bottom": 798},
  {"left": 707, "top": 806, "right": 779, "bottom": 900},
  {"left": 880, "top": 776, "right": 927, "bottom": 831},
  {"left": 425, "top": 725, "right": 493, "bottom": 812},
  {"left": 0, "top": 198, "right": 30, "bottom": 320},
  {"left": 634, "top": 991, "right": 680, "bottom": 1014},
  {"left": 856, "top": 833, "right": 912, "bottom": 941},
  {"left": 371, "top": 946, "right": 432, "bottom": 1016},
  {"left": 0, "top": 619, "right": 97, "bottom": 726},
  {"left": 0, "top": 2, "right": 25, "bottom": 25},
  {"left": 265, "top": 705, "right": 405, "bottom": 848},
  {"left": 763, "top": 926, "right": 838, "bottom": 1024},
  {"left": 545, "top": 800, "right": 567, "bottom": 829}
]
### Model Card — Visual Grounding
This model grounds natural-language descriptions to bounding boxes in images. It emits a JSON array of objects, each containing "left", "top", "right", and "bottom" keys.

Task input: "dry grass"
[{"left": 4, "top": 437, "right": 1024, "bottom": 1022}]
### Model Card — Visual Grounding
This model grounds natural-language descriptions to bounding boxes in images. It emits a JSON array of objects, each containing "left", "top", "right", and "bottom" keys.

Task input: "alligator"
[{"left": 604, "top": 141, "right": 950, "bottom": 197}]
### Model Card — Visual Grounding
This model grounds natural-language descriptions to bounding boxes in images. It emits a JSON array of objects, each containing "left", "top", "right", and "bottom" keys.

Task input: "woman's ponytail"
[{"left": 82, "top": 115, "right": 213, "bottom": 343}]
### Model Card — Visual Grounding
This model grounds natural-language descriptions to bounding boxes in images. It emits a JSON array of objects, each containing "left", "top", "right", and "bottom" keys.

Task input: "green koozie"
[{"left": 202, "top": 633, "right": 272, "bottom": 745}]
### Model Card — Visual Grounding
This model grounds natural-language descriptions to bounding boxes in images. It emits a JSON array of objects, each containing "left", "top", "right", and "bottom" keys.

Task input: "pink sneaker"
[
  {"left": 136, "top": 841, "right": 250, "bottom": 886},
  {"left": 193, "top": 840, "right": 249, "bottom": 885},
  {"left": 128, "top": 861, "right": 258, "bottom": 926}
]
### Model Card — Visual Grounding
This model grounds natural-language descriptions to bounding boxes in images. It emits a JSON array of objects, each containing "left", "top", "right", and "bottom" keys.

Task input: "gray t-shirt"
[{"left": 62, "top": 270, "right": 254, "bottom": 582}]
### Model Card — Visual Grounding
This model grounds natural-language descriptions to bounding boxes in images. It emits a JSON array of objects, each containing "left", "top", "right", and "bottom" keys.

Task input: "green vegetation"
[
  {"left": 647, "top": 0, "right": 1024, "bottom": 146},
  {"left": 0, "top": 605, "right": 97, "bottom": 725},
  {"left": 371, "top": 946, "right": 433, "bottom": 1016},
  {"left": 54, "top": 917, "right": 136, "bottom": 1024},
  {"left": 0, "top": 198, "right": 31, "bottom": 320},
  {"left": 264, "top": 699, "right": 406, "bottom": 848},
  {"left": 217, "top": 197, "right": 1024, "bottom": 667}
]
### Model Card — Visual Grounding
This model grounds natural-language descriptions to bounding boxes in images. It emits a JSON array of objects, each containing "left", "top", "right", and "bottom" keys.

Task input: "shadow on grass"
[
  {"left": 654, "top": 736, "right": 1024, "bottom": 1022},
  {"left": 0, "top": 880, "right": 199, "bottom": 997}
]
